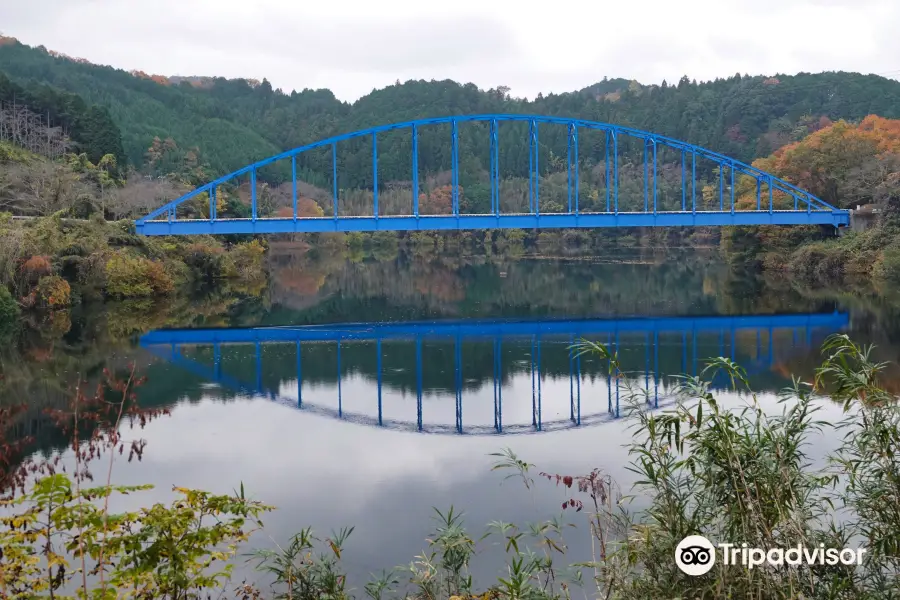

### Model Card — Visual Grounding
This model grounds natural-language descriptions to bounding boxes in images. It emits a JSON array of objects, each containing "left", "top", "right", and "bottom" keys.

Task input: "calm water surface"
[{"left": 5, "top": 250, "right": 900, "bottom": 591}]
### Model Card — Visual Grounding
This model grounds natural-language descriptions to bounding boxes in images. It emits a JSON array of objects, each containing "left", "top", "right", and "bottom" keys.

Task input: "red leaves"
[
  {"left": 1, "top": 361, "right": 170, "bottom": 499},
  {"left": 128, "top": 440, "right": 147, "bottom": 463},
  {"left": 561, "top": 498, "right": 583, "bottom": 512},
  {"left": 539, "top": 471, "right": 575, "bottom": 488},
  {"left": 539, "top": 469, "right": 610, "bottom": 510}
]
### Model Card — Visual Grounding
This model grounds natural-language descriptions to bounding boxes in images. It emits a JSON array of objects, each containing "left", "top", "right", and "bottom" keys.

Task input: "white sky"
[{"left": 2, "top": 0, "right": 899, "bottom": 102}]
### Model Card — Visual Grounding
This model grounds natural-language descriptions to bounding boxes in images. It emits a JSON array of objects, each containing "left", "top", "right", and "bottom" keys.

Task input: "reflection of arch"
[
  {"left": 141, "top": 312, "right": 849, "bottom": 435},
  {"left": 135, "top": 114, "right": 850, "bottom": 236}
]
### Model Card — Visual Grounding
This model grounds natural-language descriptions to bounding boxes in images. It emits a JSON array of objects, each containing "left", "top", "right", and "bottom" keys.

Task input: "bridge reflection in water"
[{"left": 140, "top": 313, "right": 849, "bottom": 435}]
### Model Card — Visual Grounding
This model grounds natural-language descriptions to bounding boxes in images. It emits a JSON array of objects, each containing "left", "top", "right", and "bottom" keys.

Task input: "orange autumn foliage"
[
  {"left": 857, "top": 115, "right": 900, "bottom": 152},
  {"left": 36, "top": 275, "right": 71, "bottom": 307},
  {"left": 20, "top": 255, "right": 52, "bottom": 279},
  {"left": 131, "top": 70, "right": 173, "bottom": 85},
  {"left": 419, "top": 185, "right": 463, "bottom": 215},
  {"left": 734, "top": 115, "right": 900, "bottom": 210},
  {"left": 275, "top": 198, "right": 325, "bottom": 219}
]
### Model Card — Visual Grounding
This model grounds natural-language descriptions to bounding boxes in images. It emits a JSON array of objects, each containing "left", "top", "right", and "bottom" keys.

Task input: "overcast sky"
[{"left": 2, "top": 0, "right": 899, "bottom": 102}]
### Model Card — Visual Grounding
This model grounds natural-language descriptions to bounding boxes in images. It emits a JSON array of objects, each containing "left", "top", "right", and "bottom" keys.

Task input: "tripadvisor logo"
[
  {"left": 675, "top": 535, "right": 868, "bottom": 576},
  {"left": 675, "top": 535, "right": 716, "bottom": 576}
]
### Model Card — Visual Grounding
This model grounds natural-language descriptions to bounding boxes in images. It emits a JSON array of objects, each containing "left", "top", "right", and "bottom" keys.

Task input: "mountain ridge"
[{"left": 3, "top": 37, "right": 900, "bottom": 194}]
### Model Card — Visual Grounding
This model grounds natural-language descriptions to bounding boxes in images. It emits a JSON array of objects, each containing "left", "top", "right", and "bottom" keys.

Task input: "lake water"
[{"left": 4, "top": 248, "right": 900, "bottom": 593}]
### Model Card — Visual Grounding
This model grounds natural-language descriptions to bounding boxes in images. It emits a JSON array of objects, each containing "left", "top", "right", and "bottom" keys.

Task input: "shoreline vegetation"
[
  {"left": 4, "top": 206, "right": 900, "bottom": 345},
  {"left": 0, "top": 335, "right": 897, "bottom": 599}
]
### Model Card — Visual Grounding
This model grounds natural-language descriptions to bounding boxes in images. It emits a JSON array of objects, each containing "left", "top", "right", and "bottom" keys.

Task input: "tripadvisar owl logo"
[{"left": 676, "top": 535, "right": 716, "bottom": 576}]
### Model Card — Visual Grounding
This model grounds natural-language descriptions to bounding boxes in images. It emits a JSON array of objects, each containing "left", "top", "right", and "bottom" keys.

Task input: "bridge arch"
[
  {"left": 135, "top": 114, "right": 850, "bottom": 235},
  {"left": 140, "top": 312, "right": 849, "bottom": 435}
]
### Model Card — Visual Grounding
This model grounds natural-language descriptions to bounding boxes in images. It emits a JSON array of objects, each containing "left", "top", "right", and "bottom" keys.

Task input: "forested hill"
[{"left": 3, "top": 37, "right": 900, "bottom": 186}]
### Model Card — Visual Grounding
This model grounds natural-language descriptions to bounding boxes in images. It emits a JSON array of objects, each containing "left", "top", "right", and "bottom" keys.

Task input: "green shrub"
[
  {"left": 163, "top": 258, "right": 191, "bottom": 287},
  {"left": 0, "top": 141, "right": 36, "bottom": 164},
  {"left": 114, "top": 220, "right": 137, "bottom": 235},
  {"left": 874, "top": 244, "right": 900, "bottom": 285},
  {"left": 75, "top": 252, "right": 109, "bottom": 290},
  {"left": 537, "top": 231, "right": 560, "bottom": 248},
  {"left": 182, "top": 243, "right": 225, "bottom": 285},
  {"left": 107, "top": 232, "right": 144, "bottom": 248},
  {"left": 59, "top": 243, "right": 89, "bottom": 257},
  {"left": 788, "top": 242, "right": 848, "bottom": 282},
  {"left": 346, "top": 232, "right": 366, "bottom": 248},
  {"left": 223, "top": 240, "right": 266, "bottom": 279},
  {"left": 370, "top": 231, "right": 398, "bottom": 247},
  {"left": 562, "top": 229, "right": 590, "bottom": 247},
  {"left": 105, "top": 254, "right": 175, "bottom": 298},
  {"left": 618, "top": 234, "right": 638, "bottom": 247},
  {"left": 408, "top": 231, "right": 437, "bottom": 251},
  {"left": 503, "top": 229, "right": 526, "bottom": 243},
  {"left": 0, "top": 474, "right": 272, "bottom": 599},
  {"left": 0, "top": 285, "right": 19, "bottom": 341}
]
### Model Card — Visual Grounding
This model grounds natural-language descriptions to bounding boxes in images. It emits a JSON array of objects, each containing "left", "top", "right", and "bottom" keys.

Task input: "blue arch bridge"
[
  {"left": 141, "top": 312, "right": 849, "bottom": 435},
  {"left": 135, "top": 115, "right": 851, "bottom": 236}
]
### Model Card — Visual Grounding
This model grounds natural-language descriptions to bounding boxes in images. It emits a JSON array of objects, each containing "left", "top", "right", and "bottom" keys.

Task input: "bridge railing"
[{"left": 136, "top": 114, "right": 848, "bottom": 231}]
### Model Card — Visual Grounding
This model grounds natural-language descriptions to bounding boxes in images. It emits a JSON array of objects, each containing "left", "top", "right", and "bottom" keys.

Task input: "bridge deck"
[
  {"left": 137, "top": 209, "right": 849, "bottom": 236},
  {"left": 139, "top": 313, "right": 850, "bottom": 345}
]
